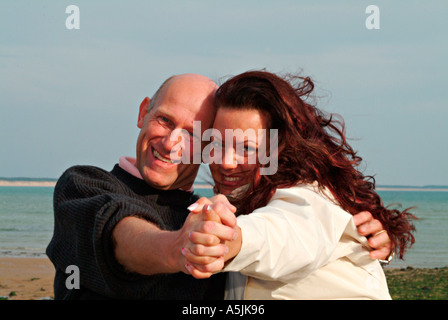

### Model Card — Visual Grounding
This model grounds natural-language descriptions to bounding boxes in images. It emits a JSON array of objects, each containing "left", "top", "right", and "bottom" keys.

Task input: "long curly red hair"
[{"left": 215, "top": 70, "right": 416, "bottom": 259}]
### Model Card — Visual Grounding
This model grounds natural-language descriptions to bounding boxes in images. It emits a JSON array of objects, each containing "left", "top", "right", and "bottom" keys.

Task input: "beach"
[
  {"left": 0, "top": 257, "right": 55, "bottom": 300},
  {"left": 1, "top": 256, "right": 447, "bottom": 300}
]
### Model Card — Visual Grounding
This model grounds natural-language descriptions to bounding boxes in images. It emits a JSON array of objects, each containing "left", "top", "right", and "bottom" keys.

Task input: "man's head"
[{"left": 136, "top": 73, "right": 218, "bottom": 190}]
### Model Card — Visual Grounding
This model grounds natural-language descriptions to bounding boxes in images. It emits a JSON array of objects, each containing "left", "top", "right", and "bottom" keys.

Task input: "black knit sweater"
[{"left": 46, "top": 164, "right": 225, "bottom": 299}]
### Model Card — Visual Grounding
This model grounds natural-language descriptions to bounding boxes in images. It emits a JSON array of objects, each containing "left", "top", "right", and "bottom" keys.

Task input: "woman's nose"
[{"left": 220, "top": 149, "right": 238, "bottom": 170}]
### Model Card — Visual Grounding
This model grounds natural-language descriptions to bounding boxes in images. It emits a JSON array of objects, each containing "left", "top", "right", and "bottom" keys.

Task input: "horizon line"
[{"left": 1, "top": 178, "right": 448, "bottom": 190}]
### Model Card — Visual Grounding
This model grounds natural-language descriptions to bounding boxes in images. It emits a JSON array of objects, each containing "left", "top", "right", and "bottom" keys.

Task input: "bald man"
[{"left": 47, "top": 74, "right": 234, "bottom": 299}]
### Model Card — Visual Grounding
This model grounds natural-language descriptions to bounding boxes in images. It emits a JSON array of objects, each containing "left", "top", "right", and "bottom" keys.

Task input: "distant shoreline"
[
  {"left": 0, "top": 180, "right": 57, "bottom": 187},
  {"left": 1, "top": 180, "right": 447, "bottom": 191},
  {"left": 376, "top": 187, "right": 448, "bottom": 192}
]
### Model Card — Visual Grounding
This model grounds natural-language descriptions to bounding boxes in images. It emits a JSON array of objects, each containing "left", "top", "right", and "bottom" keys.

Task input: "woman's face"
[{"left": 209, "top": 107, "right": 269, "bottom": 195}]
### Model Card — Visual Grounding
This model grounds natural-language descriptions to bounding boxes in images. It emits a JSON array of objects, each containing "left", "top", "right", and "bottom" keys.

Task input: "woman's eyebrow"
[
  {"left": 236, "top": 138, "right": 257, "bottom": 144},
  {"left": 211, "top": 135, "right": 223, "bottom": 143}
]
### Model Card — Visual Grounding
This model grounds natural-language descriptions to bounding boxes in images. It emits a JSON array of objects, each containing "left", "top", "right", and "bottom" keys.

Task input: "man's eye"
[{"left": 157, "top": 116, "right": 172, "bottom": 127}]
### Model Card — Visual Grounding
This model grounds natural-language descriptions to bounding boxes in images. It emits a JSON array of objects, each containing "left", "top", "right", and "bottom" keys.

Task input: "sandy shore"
[
  {"left": 1, "top": 256, "right": 446, "bottom": 300},
  {"left": 0, "top": 257, "right": 55, "bottom": 300}
]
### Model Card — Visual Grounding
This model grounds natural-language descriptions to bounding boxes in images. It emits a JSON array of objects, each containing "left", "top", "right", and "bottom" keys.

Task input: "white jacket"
[{"left": 223, "top": 184, "right": 391, "bottom": 300}]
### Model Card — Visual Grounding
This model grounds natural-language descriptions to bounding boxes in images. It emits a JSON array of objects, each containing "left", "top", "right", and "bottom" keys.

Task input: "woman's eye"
[{"left": 244, "top": 145, "right": 257, "bottom": 153}]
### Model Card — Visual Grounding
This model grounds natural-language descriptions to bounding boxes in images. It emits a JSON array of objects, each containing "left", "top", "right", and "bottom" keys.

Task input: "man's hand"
[
  {"left": 353, "top": 211, "right": 393, "bottom": 260},
  {"left": 176, "top": 201, "right": 236, "bottom": 278},
  {"left": 112, "top": 197, "right": 236, "bottom": 277},
  {"left": 181, "top": 195, "right": 239, "bottom": 279}
]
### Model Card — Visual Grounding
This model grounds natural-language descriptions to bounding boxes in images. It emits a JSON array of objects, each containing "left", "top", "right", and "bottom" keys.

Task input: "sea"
[{"left": 0, "top": 182, "right": 447, "bottom": 269}]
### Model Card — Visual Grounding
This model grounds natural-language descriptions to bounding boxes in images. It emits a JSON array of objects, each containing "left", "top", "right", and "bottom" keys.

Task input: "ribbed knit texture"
[{"left": 46, "top": 164, "right": 225, "bottom": 300}]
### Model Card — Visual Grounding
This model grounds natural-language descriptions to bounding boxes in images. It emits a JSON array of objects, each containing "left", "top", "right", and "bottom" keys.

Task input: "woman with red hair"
[{"left": 185, "top": 70, "right": 416, "bottom": 299}]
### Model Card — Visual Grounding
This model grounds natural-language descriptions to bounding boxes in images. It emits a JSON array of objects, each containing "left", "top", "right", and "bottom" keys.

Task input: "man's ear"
[{"left": 137, "top": 97, "right": 151, "bottom": 128}]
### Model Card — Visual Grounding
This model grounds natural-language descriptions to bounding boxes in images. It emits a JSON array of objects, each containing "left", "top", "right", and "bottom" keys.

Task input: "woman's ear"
[{"left": 137, "top": 97, "right": 151, "bottom": 128}]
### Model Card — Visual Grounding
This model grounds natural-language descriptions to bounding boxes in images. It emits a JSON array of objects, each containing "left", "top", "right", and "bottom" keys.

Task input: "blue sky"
[{"left": 1, "top": 1, "right": 447, "bottom": 186}]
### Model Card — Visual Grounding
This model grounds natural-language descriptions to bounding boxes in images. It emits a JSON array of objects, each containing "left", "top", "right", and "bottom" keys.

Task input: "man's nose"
[{"left": 161, "top": 132, "right": 182, "bottom": 154}]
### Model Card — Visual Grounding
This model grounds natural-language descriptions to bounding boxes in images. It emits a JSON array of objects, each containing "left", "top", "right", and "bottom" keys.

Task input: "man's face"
[{"left": 136, "top": 74, "right": 217, "bottom": 190}]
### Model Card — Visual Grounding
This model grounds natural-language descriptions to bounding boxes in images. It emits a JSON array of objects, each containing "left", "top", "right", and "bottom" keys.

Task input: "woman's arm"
[{"left": 184, "top": 190, "right": 393, "bottom": 280}]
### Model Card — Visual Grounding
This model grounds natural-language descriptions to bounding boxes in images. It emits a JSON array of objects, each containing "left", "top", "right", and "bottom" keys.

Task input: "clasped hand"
[{"left": 179, "top": 195, "right": 239, "bottom": 279}]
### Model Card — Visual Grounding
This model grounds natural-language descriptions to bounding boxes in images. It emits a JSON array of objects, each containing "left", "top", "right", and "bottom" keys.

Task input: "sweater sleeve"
[{"left": 46, "top": 166, "right": 170, "bottom": 299}]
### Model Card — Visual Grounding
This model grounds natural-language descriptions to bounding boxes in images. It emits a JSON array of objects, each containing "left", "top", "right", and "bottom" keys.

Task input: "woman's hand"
[
  {"left": 353, "top": 211, "right": 393, "bottom": 261},
  {"left": 181, "top": 195, "right": 239, "bottom": 279}
]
